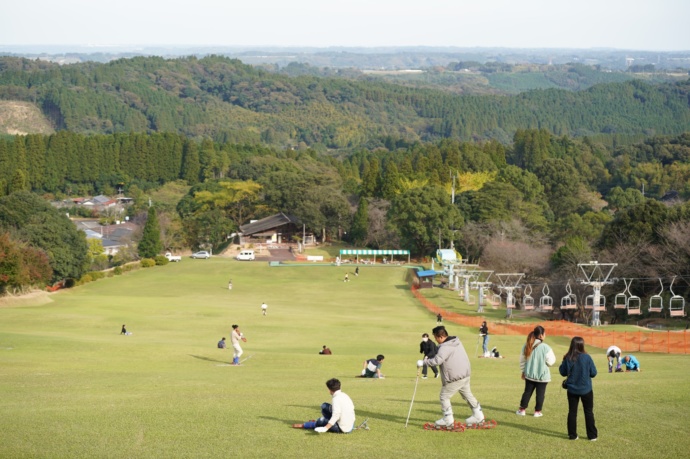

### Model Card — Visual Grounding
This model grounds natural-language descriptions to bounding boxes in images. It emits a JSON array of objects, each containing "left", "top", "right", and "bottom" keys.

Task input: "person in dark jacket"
[
  {"left": 559, "top": 336, "right": 598, "bottom": 441},
  {"left": 419, "top": 333, "right": 439, "bottom": 379},
  {"left": 479, "top": 321, "right": 489, "bottom": 357}
]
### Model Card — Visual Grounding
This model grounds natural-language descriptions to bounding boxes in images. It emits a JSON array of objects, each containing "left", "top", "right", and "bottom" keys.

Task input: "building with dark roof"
[{"left": 239, "top": 213, "right": 313, "bottom": 245}]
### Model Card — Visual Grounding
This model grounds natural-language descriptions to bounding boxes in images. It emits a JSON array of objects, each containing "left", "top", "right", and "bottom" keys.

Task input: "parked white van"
[{"left": 236, "top": 250, "right": 255, "bottom": 261}]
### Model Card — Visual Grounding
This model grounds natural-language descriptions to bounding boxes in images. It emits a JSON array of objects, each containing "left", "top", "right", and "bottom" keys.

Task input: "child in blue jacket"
[{"left": 621, "top": 355, "right": 641, "bottom": 372}]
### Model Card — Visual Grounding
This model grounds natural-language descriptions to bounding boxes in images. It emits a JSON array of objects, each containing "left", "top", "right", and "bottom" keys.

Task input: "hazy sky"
[{"left": 1, "top": 0, "right": 689, "bottom": 51}]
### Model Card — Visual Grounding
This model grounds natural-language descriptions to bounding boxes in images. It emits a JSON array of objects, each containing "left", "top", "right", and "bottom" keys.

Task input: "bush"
[
  {"left": 154, "top": 255, "right": 169, "bottom": 266},
  {"left": 77, "top": 274, "right": 93, "bottom": 285},
  {"left": 113, "top": 267, "right": 123, "bottom": 275},
  {"left": 122, "top": 263, "right": 137, "bottom": 273},
  {"left": 140, "top": 258, "right": 156, "bottom": 268},
  {"left": 87, "top": 271, "right": 106, "bottom": 280}
]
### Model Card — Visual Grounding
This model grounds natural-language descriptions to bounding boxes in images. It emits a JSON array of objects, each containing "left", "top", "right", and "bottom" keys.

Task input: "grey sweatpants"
[{"left": 440, "top": 376, "right": 479, "bottom": 416}]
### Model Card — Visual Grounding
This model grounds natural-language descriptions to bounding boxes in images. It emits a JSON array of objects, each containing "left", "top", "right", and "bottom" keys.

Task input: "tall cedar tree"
[
  {"left": 350, "top": 198, "right": 369, "bottom": 246},
  {"left": 138, "top": 207, "right": 163, "bottom": 258}
]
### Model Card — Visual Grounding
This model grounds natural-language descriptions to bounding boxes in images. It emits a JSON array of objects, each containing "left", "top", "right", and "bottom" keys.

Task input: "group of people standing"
[
  {"left": 515, "top": 325, "right": 597, "bottom": 440},
  {"left": 515, "top": 325, "right": 640, "bottom": 441}
]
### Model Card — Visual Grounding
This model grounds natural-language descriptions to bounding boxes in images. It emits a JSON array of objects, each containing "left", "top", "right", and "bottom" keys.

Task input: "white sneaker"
[
  {"left": 534, "top": 411, "right": 543, "bottom": 417},
  {"left": 516, "top": 409, "right": 526, "bottom": 416},
  {"left": 422, "top": 376, "right": 428, "bottom": 380},
  {"left": 434, "top": 416, "right": 454, "bottom": 427},
  {"left": 466, "top": 407, "right": 485, "bottom": 425}
]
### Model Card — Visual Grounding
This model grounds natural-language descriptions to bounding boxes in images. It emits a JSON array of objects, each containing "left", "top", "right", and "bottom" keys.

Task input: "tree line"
[
  {"left": 2, "top": 130, "right": 690, "bottom": 320},
  {"left": 1, "top": 55, "right": 689, "bottom": 149}
]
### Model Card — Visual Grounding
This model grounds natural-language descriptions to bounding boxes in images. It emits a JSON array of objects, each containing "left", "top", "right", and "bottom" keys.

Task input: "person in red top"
[{"left": 320, "top": 346, "right": 332, "bottom": 355}]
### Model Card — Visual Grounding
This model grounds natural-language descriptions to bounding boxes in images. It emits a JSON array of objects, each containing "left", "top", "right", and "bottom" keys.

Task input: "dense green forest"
[{"left": 1, "top": 56, "right": 689, "bottom": 148}]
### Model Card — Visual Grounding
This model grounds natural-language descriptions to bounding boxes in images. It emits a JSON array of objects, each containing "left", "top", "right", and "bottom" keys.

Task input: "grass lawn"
[{"left": 1, "top": 259, "right": 689, "bottom": 458}]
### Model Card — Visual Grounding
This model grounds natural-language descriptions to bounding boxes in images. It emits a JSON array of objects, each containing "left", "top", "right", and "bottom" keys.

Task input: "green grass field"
[{"left": 1, "top": 259, "right": 689, "bottom": 458}]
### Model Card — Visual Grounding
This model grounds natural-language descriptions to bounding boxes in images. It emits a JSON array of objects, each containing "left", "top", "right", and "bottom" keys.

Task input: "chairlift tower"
[
  {"left": 495, "top": 273, "right": 525, "bottom": 318},
  {"left": 578, "top": 261, "right": 617, "bottom": 327},
  {"left": 470, "top": 271, "right": 494, "bottom": 313},
  {"left": 456, "top": 262, "right": 479, "bottom": 302}
]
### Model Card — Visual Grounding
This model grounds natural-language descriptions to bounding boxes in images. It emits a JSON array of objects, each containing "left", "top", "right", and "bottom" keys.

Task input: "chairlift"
[
  {"left": 523, "top": 284, "right": 535, "bottom": 311},
  {"left": 585, "top": 294, "right": 606, "bottom": 311},
  {"left": 668, "top": 276, "right": 686, "bottom": 317},
  {"left": 648, "top": 278, "right": 664, "bottom": 313},
  {"left": 539, "top": 284, "right": 553, "bottom": 311},
  {"left": 560, "top": 281, "right": 577, "bottom": 310},
  {"left": 624, "top": 278, "right": 642, "bottom": 315},
  {"left": 614, "top": 279, "right": 629, "bottom": 309},
  {"left": 491, "top": 291, "right": 502, "bottom": 308}
]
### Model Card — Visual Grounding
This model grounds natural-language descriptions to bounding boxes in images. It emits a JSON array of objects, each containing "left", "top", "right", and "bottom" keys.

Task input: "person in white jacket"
[
  {"left": 516, "top": 325, "right": 556, "bottom": 417},
  {"left": 606, "top": 345, "right": 622, "bottom": 373},
  {"left": 292, "top": 378, "right": 356, "bottom": 433}
]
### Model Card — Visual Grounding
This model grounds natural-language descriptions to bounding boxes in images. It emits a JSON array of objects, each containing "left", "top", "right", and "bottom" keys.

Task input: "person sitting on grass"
[
  {"left": 121, "top": 324, "right": 131, "bottom": 336},
  {"left": 218, "top": 337, "right": 226, "bottom": 349},
  {"left": 292, "top": 378, "right": 355, "bottom": 433},
  {"left": 319, "top": 345, "right": 332, "bottom": 355},
  {"left": 359, "top": 355, "right": 385, "bottom": 378}
]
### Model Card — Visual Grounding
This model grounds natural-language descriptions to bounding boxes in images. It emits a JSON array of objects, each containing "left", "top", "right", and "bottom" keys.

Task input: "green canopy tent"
[{"left": 339, "top": 249, "right": 410, "bottom": 264}]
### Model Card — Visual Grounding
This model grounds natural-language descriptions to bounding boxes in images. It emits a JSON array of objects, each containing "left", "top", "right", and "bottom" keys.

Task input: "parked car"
[
  {"left": 191, "top": 251, "right": 211, "bottom": 259},
  {"left": 236, "top": 250, "right": 255, "bottom": 261},
  {"left": 165, "top": 252, "right": 181, "bottom": 262}
]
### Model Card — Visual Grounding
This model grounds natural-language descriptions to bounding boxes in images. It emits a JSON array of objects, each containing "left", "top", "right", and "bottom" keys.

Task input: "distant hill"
[
  {"left": 0, "top": 55, "right": 688, "bottom": 147},
  {"left": 0, "top": 101, "right": 54, "bottom": 136}
]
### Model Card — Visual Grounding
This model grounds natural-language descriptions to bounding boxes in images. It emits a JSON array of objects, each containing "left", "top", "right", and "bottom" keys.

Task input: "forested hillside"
[{"left": 0, "top": 56, "right": 688, "bottom": 148}]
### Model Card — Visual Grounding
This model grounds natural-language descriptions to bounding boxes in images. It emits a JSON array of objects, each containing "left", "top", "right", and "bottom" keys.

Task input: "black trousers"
[
  {"left": 567, "top": 390, "right": 597, "bottom": 440},
  {"left": 422, "top": 362, "right": 438, "bottom": 377},
  {"left": 519, "top": 379, "right": 547, "bottom": 411}
]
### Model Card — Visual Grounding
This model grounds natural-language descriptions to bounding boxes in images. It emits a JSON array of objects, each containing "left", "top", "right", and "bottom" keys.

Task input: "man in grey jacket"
[{"left": 424, "top": 326, "right": 485, "bottom": 427}]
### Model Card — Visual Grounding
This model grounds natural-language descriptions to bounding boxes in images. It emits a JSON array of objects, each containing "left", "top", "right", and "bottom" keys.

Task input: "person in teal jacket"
[
  {"left": 516, "top": 325, "right": 556, "bottom": 417},
  {"left": 621, "top": 355, "right": 641, "bottom": 371},
  {"left": 559, "top": 336, "right": 598, "bottom": 441}
]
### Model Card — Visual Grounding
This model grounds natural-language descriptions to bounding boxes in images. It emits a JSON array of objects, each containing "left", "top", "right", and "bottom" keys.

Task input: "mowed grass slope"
[{"left": 1, "top": 259, "right": 689, "bottom": 458}]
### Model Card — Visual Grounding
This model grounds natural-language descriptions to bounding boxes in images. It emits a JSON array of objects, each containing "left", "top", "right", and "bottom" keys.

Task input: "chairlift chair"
[
  {"left": 627, "top": 295, "right": 642, "bottom": 315},
  {"left": 585, "top": 294, "right": 606, "bottom": 311},
  {"left": 560, "top": 281, "right": 578, "bottom": 310},
  {"left": 523, "top": 284, "right": 535, "bottom": 311},
  {"left": 648, "top": 278, "right": 664, "bottom": 313},
  {"left": 539, "top": 284, "right": 553, "bottom": 311},
  {"left": 668, "top": 276, "right": 686, "bottom": 317},
  {"left": 491, "top": 292, "right": 501, "bottom": 308},
  {"left": 614, "top": 279, "right": 629, "bottom": 309}
]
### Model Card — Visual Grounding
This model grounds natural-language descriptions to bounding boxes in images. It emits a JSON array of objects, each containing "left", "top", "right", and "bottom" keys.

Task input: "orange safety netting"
[{"left": 411, "top": 286, "right": 689, "bottom": 354}]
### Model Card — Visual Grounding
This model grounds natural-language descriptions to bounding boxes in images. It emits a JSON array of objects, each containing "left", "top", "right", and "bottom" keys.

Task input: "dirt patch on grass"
[{"left": 0, "top": 290, "right": 54, "bottom": 308}]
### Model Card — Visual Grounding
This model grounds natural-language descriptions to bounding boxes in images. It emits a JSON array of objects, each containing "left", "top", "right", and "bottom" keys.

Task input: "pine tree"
[
  {"left": 350, "top": 198, "right": 369, "bottom": 246},
  {"left": 138, "top": 206, "right": 163, "bottom": 259}
]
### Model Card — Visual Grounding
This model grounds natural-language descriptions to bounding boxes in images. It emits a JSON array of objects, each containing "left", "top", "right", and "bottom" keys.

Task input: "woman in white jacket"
[{"left": 516, "top": 325, "right": 556, "bottom": 417}]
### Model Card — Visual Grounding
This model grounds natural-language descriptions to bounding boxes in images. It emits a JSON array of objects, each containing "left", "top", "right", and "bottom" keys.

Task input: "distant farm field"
[{"left": 1, "top": 259, "right": 689, "bottom": 458}]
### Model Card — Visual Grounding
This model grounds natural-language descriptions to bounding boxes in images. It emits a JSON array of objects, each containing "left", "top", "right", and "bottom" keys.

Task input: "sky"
[{"left": 1, "top": 0, "right": 689, "bottom": 51}]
